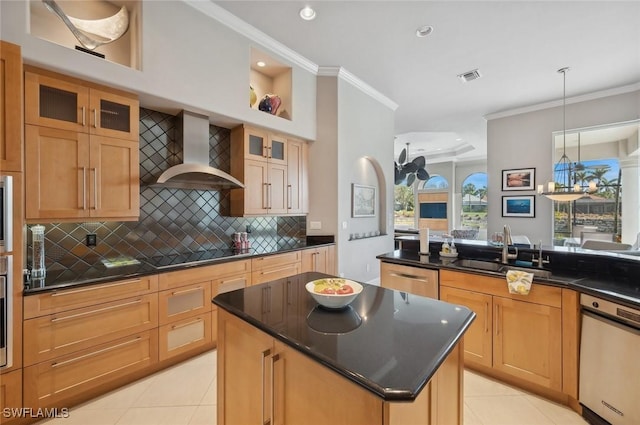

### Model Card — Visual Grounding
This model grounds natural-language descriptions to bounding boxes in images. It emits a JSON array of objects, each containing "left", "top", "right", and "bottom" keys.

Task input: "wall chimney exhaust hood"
[{"left": 155, "top": 110, "right": 244, "bottom": 190}]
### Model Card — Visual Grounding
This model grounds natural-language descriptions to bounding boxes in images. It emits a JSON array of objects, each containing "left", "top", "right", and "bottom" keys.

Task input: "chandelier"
[{"left": 538, "top": 67, "right": 596, "bottom": 202}]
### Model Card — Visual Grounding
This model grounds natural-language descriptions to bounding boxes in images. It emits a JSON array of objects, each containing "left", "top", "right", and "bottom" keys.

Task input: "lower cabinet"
[
  {"left": 380, "top": 262, "right": 439, "bottom": 299},
  {"left": 251, "top": 251, "right": 301, "bottom": 285},
  {"left": 159, "top": 314, "right": 211, "bottom": 361},
  {"left": 0, "top": 369, "right": 22, "bottom": 424},
  {"left": 23, "top": 330, "right": 158, "bottom": 409},
  {"left": 217, "top": 309, "right": 463, "bottom": 425},
  {"left": 440, "top": 270, "right": 563, "bottom": 392},
  {"left": 300, "top": 245, "right": 335, "bottom": 274}
]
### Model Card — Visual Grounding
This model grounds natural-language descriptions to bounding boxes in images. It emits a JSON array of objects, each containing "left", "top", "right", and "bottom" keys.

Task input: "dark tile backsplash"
[{"left": 27, "top": 108, "right": 306, "bottom": 272}]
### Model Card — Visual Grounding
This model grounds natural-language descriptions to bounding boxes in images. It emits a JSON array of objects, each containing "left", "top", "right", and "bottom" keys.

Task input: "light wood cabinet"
[
  {"left": 23, "top": 330, "right": 158, "bottom": 409},
  {"left": 24, "top": 69, "right": 139, "bottom": 141},
  {"left": 24, "top": 68, "right": 139, "bottom": 222},
  {"left": 301, "top": 245, "right": 335, "bottom": 274},
  {"left": 0, "top": 41, "right": 23, "bottom": 172},
  {"left": 439, "top": 286, "right": 492, "bottom": 367},
  {"left": 251, "top": 251, "right": 301, "bottom": 285},
  {"left": 218, "top": 309, "right": 464, "bottom": 425},
  {"left": 286, "top": 138, "right": 308, "bottom": 214},
  {"left": 380, "top": 262, "right": 439, "bottom": 299},
  {"left": 230, "top": 125, "right": 308, "bottom": 216},
  {"left": 23, "top": 293, "right": 158, "bottom": 366},
  {"left": 159, "top": 314, "right": 211, "bottom": 361},
  {"left": 25, "top": 126, "right": 139, "bottom": 221},
  {"left": 24, "top": 274, "right": 158, "bottom": 319},
  {"left": 440, "top": 270, "right": 562, "bottom": 392},
  {"left": 0, "top": 369, "right": 22, "bottom": 424}
]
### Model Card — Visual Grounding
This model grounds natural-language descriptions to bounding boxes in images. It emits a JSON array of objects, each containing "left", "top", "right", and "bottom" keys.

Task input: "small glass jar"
[{"left": 31, "top": 225, "right": 46, "bottom": 278}]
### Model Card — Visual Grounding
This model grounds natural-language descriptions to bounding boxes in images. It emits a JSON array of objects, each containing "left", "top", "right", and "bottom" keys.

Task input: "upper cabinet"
[
  {"left": 230, "top": 125, "right": 308, "bottom": 217},
  {"left": 0, "top": 41, "right": 23, "bottom": 172},
  {"left": 24, "top": 67, "right": 140, "bottom": 222},
  {"left": 25, "top": 69, "right": 139, "bottom": 141}
]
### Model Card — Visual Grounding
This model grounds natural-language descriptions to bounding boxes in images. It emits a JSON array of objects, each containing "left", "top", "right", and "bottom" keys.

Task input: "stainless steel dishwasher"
[{"left": 579, "top": 293, "right": 640, "bottom": 425}]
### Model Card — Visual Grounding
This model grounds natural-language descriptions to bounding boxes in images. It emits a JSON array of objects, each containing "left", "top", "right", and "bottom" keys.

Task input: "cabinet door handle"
[
  {"left": 51, "top": 279, "right": 142, "bottom": 296},
  {"left": 171, "top": 317, "right": 203, "bottom": 330},
  {"left": 92, "top": 167, "right": 98, "bottom": 210},
  {"left": 263, "top": 183, "right": 269, "bottom": 209},
  {"left": 287, "top": 184, "right": 292, "bottom": 209},
  {"left": 51, "top": 298, "right": 142, "bottom": 322},
  {"left": 270, "top": 353, "right": 280, "bottom": 425},
  {"left": 484, "top": 302, "right": 489, "bottom": 333},
  {"left": 263, "top": 145, "right": 268, "bottom": 158},
  {"left": 81, "top": 106, "right": 86, "bottom": 126},
  {"left": 389, "top": 272, "right": 428, "bottom": 283},
  {"left": 261, "top": 349, "right": 272, "bottom": 425},
  {"left": 171, "top": 286, "right": 203, "bottom": 296},
  {"left": 313, "top": 252, "right": 318, "bottom": 271},
  {"left": 51, "top": 336, "right": 141, "bottom": 368},
  {"left": 81, "top": 167, "right": 87, "bottom": 210},
  {"left": 495, "top": 305, "right": 500, "bottom": 336},
  {"left": 267, "top": 146, "right": 272, "bottom": 159},
  {"left": 93, "top": 108, "right": 98, "bottom": 128},
  {"left": 268, "top": 184, "right": 272, "bottom": 209}
]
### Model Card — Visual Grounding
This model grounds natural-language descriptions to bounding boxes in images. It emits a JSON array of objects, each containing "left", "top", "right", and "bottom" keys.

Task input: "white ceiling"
[{"left": 214, "top": 0, "right": 640, "bottom": 164}]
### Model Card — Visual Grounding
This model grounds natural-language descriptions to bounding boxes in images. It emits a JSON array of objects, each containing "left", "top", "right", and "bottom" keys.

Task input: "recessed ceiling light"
[
  {"left": 299, "top": 6, "right": 316, "bottom": 21},
  {"left": 256, "top": 61, "right": 266, "bottom": 67},
  {"left": 415, "top": 25, "right": 434, "bottom": 37}
]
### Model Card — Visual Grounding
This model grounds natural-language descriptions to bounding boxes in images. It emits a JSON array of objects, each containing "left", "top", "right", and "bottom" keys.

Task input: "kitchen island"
[{"left": 213, "top": 272, "right": 475, "bottom": 425}]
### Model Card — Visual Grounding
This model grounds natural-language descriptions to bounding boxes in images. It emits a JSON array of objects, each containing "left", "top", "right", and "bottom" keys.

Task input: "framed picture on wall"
[
  {"left": 502, "top": 167, "right": 535, "bottom": 191},
  {"left": 352, "top": 184, "right": 376, "bottom": 217},
  {"left": 502, "top": 195, "right": 535, "bottom": 218}
]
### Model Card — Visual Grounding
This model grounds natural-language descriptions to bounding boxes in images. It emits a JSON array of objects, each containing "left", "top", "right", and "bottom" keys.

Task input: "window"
[
  {"left": 461, "top": 173, "right": 488, "bottom": 230},
  {"left": 394, "top": 182, "right": 415, "bottom": 229}
]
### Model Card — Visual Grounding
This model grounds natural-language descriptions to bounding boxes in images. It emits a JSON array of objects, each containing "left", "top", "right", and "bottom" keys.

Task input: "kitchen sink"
[
  {"left": 453, "top": 259, "right": 503, "bottom": 272},
  {"left": 452, "top": 258, "right": 553, "bottom": 279}
]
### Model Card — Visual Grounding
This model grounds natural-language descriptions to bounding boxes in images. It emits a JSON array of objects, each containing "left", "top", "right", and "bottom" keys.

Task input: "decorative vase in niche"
[
  {"left": 250, "top": 86, "right": 257, "bottom": 107},
  {"left": 258, "top": 94, "right": 282, "bottom": 115}
]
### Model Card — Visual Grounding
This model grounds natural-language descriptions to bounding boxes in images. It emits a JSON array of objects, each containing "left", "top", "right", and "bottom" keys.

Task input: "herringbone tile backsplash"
[{"left": 28, "top": 108, "right": 306, "bottom": 272}]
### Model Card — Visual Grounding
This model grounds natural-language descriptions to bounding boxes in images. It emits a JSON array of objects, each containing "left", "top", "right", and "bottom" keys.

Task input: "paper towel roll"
[{"left": 419, "top": 227, "right": 430, "bottom": 254}]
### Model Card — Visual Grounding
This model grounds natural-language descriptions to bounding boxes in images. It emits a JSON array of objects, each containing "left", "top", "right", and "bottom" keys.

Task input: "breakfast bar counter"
[{"left": 213, "top": 272, "right": 475, "bottom": 425}]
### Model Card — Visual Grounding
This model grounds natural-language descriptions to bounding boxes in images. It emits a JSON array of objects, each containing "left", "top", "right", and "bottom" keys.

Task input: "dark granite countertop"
[
  {"left": 24, "top": 237, "right": 335, "bottom": 295},
  {"left": 212, "top": 271, "right": 476, "bottom": 401},
  {"left": 377, "top": 246, "right": 640, "bottom": 310}
]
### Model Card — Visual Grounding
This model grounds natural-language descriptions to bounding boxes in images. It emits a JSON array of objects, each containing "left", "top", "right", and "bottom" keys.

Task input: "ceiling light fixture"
[
  {"left": 256, "top": 61, "right": 266, "bottom": 67},
  {"left": 415, "top": 25, "right": 433, "bottom": 37},
  {"left": 394, "top": 143, "right": 430, "bottom": 186},
  {"left": 299, "top": 6, "right": 316, "bottom": 21},
  {"left": 538, "top": 67, "right": 596, "bottom": 202}
]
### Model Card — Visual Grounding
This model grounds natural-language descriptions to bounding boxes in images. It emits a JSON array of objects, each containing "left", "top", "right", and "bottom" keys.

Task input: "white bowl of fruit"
[{"left": 305, "top": 278, "right": 364, "bottom": 310}]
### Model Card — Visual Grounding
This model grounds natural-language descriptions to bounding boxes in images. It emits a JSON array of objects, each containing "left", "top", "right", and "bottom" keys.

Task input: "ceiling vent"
[{"left": 457, "top": 69, "right": 481, "bottom": 83}]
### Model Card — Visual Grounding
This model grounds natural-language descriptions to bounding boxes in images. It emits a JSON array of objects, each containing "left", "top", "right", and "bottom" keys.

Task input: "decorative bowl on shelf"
[{"left": 305, "top": 278, "right": 363, "bottom": 310}]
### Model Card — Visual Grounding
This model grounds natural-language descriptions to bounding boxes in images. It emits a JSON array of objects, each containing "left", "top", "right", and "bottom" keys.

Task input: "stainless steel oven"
[
  {"left": 0, "top": 254, "right": 12, "bottom": 368},
  {"left": 0, "top": 175, "right": 13, "bottom": 252}
]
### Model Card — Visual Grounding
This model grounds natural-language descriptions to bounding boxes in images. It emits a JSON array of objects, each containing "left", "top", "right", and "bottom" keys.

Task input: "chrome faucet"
[{"left": 501, "top": 224, "right": 518, "bottom": 264}]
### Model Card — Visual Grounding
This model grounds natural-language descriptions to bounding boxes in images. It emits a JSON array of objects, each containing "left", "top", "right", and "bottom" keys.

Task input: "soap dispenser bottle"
[{"left": 450, "top": 239, "right": 457, "bottom": 255}]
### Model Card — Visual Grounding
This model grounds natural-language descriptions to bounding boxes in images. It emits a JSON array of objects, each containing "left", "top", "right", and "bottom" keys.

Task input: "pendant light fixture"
[{"left": 538, "top": 67, "right": 588, "bottom": 202}]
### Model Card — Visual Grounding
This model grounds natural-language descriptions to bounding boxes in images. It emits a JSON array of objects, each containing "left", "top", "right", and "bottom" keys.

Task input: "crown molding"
[
  {"left": 485, "top": 82, "right": 640, "bottom": 121},
  {"left": 183, "top": 0, "right": 318, "bottom": 74},
  {"left": 318, "top": 66, "right": 399, "bottom": 111}
]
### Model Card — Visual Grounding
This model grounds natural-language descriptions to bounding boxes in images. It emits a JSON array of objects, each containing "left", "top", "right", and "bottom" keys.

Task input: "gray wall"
[{"left": 488, "top": 90, "right": 640, "bottom": 245}]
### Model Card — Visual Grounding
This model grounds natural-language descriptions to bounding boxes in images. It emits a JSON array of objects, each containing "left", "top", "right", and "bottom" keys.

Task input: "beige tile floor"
[{"left": 38, "top": 349, "right": 587, "bottom": 425}]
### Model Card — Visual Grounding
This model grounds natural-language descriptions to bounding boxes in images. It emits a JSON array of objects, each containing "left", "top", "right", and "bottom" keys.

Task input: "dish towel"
[{"left": 506, "top": 270, "right": 534, "bottom": 295}]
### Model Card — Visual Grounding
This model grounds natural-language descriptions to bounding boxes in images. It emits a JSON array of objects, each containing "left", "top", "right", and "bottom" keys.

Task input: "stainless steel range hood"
[{"left": 155, "top": 111, "right": 244, "bottom": 190}]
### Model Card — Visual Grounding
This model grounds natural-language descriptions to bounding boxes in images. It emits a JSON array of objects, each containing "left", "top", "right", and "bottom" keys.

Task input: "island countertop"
[{"left": 213, "top": 272, "right": 475, "bottom": 401}]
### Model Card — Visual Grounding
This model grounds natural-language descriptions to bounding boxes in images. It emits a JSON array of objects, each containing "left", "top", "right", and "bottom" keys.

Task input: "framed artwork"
[
  {"left": 502, "top": 195, "right": 535, "bottom": 218},
  {"left": 352, "top": 184, "right": 376, "bottom": 217},
  {"left": 502, "top": 168, "right": 535, "bottom": 191}
]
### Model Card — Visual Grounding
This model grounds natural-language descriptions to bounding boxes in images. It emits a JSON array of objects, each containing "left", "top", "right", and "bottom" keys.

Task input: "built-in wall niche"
[
  {"left": 29, "top": 0, "right": 141, "bottom": 70},
  {"left": 250, "top": 47, "right": 292, "bottom": 121}
]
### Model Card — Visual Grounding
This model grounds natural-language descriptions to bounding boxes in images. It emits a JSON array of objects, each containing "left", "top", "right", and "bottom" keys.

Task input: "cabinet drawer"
[
  {"left": 158, "top": 259, "right": 251, "bottom": 291},
  {"left": 23, "top": 330, "right": 158, "bottom": 409},
  {"left": 380, "top": 262, "right": 439, "bottom": 298},
  {"left": 24, "top": 294, "right": 158, "bottom": 367},
  {"left": 213, "top": 273, "right": 250, "bottom": 296},
  {"left": 159, "top": 314, "right": 212, "bottom": 361},
  {"left": 24, "top": 275, "right": 159, "bottom": 319},
  {"left": 251, "top": 262, "right": 301, "bottom": 286},
  {"left": 252, "top": 251, "right": 301, "bottom": 270},
  {"left": 159, "top": 282, "right": 211, "bottom": 325},
  {"left": 440, "top": 270, "right": 562, "bottom": 308}
]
